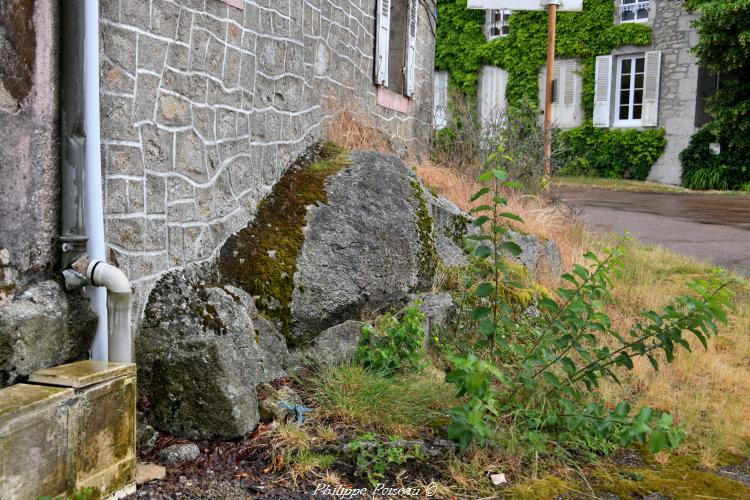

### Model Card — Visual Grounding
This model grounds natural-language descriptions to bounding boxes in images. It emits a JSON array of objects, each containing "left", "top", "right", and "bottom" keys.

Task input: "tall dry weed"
[
  {"left": 414, "top": 160, "right": 588, "bottom": 274},
  {"left": 327, "top": 106, "right": 394, "bottom": 155}
]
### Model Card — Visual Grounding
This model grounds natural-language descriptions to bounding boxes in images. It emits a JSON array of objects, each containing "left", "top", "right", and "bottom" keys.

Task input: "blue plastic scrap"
[{"left": 277, "top": 401, "right": 312, "bottom": 425}]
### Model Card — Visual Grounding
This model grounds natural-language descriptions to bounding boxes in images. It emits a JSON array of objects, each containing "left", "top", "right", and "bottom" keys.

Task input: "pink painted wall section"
[
  {"left": 219, "top": 0, "right": 244, "bottom": 9},
  {"left": 377, "top": 86, "right": 410, "bottom": 114}
]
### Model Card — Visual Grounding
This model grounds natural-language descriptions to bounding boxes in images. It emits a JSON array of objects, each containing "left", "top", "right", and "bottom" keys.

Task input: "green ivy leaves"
[{"left": 435, "top": 0, "right": 652, "bottom": 110}]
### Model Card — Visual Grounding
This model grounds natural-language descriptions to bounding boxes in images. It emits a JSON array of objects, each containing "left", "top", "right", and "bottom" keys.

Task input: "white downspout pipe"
[
  {"left": 84, "top": 0, "right": 133, "bottom": 362},
  {"left": 83, "top": 0, "right": 107, "bottom": 361}
]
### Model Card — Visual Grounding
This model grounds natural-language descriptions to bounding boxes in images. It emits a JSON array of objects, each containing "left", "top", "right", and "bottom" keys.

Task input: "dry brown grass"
[
  {"left": 415, "top": 161, "right": 589, "bottom": 273},
  {"left": 327, "top": 106, "right": 394, "bottom": 154},
  {"left": 593, "top": 239, "right": 750, "bottom": 466},
  {"left": 415, "top": 161, "right": 750, "bottom": 466}
]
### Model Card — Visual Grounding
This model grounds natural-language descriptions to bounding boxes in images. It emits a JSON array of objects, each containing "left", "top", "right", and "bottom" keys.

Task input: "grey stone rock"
[
  {"left": 158, "top": 443, "right": 200, "bottom": 465},
  {"left": 424, "top": 186, "right": 562, "bottom": 277},
  {"left": 425, "top": 190, "right": 476, "bottom": 268},
  {"left": 407, "top": 292, "right": 455, "bottom": 344},
  {"left": 288, "top": 151, "right": 435, "bottom": 342},
  {"left": 435, "top": 234, "right": 469, "bottom": 268},
  {"left": 137, "top": 412, "right": 159, "bottom": 454},
  {"left": 0, "top": 281, "right": 97, "bottom": 386},
  {"left": 291, "top": 320, "right": 366, "bottom": 367},
  {"left": 137, "top": 270, "right": 290, "bottom": 439},
  {"left": 506, "top": 229, "right": 563, "bottom": 277}
]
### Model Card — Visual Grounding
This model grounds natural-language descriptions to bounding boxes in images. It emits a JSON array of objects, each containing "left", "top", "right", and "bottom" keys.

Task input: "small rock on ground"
[
  {"left": 716, "top": 458, "right": 750, "bottom": 487},
  {"left": 135, "top": 462, "right": 166, "bottom": 485},
  {"left": 158, "top": 443, "right": 200, "bottom": 465}
]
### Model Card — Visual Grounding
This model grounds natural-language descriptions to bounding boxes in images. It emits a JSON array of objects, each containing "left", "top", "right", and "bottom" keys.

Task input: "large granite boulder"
[
  {"left": 218, "top": 149, "right": 444, "bottom": 346},
  {"left": 290, "top": 320, "right": 367, "bottom": 367},
  {"left": 506, "top": 229, "right": 563, "bottom": 277},
  {"left": 423, "top": 184, "right": 562, "bottom": 277},
  {"left": 407, "top": 292, "right": 456, "bottom": 346},
  {"left": 137, "top": 269, "right": 289, "bottom": 439}
]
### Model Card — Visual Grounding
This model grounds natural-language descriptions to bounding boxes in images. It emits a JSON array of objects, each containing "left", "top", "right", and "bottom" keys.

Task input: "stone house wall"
[
  {"left": 99, "top": 0, "right": 436, "bottom": 321},
  {"left": 646, "top": 0, "right": 700, "bottom": 184},
  {"left": 0, "top": 1, "right": 98, "bottom": 388},
  {"left": 0, "top": 0, "right": 60, "bottom": 296},
  {"left": 605, "top": 0, "right": 700, "bottom": 184}
]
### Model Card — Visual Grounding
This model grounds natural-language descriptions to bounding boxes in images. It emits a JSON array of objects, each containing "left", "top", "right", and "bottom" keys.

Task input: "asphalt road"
[{"left": 556, "top": 187, "right": 750, "bottom": 276}]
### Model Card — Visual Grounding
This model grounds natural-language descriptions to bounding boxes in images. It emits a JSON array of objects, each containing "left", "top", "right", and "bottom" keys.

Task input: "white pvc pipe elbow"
[
  {"left": 87, "top": 260, "right": 131, "bottom": 294},
  {"left": 87, "top": 260, "right": 133, "bottom": 363}
]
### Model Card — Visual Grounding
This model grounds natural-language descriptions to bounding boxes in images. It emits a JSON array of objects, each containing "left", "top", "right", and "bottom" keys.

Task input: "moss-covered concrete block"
[
  {"left": 46, "top": 362, "right": 136, "bottom": 498},
  {"left": 0, "top": 361, "right": 136, "bottom": 499},
  {"left": 0, "top": 384, "right": 74, "bottom": 499}
]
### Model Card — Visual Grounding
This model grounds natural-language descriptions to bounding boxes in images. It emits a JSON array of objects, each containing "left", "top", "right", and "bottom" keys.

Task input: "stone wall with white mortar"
[
  {"left": 648, "top": 0, "right": 700, "bottom": 184},
  {"left": 98, "top": 0, "right": 436, "bottom": 319}
]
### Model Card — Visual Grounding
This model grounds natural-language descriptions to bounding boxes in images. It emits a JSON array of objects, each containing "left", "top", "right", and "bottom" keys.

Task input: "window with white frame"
[
  {"left": 615, "top": 55, "right": 645, "bottom": 125},
  {"left": 375, "top": 0, "right": 419, "bottom": 97},
  {"left": 593, "top": 51, "right": 661, "bottom": 128},
  {"left": 486, "top": 9, "right": 511, "bottom": 39},
  {"left": 619, "top": 0, "right": 649, "bottom": 23}
]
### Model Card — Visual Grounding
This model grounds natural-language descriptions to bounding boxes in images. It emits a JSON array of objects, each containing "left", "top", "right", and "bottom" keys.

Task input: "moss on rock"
[
  {"left": 411, "top": 180, "right": 439, "bottom": 287},
  {"left": 589, "top": 452, "right": 750, "bottom": 499},
  {"left": 218, "top": 143, "right": 350, "bottom": 338}
]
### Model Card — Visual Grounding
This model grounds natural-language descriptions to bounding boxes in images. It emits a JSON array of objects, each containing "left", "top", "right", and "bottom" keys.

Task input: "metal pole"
[{"left": 543, "top": 0, "right": 558, "bottom": 191}]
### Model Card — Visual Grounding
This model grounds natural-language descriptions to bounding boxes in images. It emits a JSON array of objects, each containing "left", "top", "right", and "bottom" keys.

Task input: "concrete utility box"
[
  {"left": 0, "top": 383, "right": 75, "bottom": 498},
  {"left": 0, "top": 361, "right": 136, "bottom": 499}
]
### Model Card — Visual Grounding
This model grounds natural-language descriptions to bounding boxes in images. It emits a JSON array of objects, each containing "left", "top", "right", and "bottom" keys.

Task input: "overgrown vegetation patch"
[{"left": 434, "top": 0, "right": 666, "bottom": 181}]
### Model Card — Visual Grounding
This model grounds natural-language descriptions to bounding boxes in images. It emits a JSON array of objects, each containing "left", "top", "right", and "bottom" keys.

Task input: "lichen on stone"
[
  {"left": 410, "top": 180, "right": 439, "bottom": 288},
  {"left": 217, "top": 142, "right": 351, "bottom": 339}
]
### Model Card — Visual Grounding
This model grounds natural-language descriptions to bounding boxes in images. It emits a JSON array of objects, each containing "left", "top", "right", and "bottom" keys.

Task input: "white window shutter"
[
  {"left": 642, "top": 50, "right": 661, "bottom": 126},
  {"left": 405, "top": 0, "right": 418, "bottom": 96},
  {"left": 433, "top": 71, "right": 449, "bottom": 129},
  {"left": 561, "top": 61, "right": 577, "bottom": 127},
  {"left": 593, "top": 55, "right": 612, "bottom": 127},
  {"left": 375, "top": 0, "right": 390, "bottom": 86},
  {"left": 478, "top": 66, "right": 508, "bottom": 128}
]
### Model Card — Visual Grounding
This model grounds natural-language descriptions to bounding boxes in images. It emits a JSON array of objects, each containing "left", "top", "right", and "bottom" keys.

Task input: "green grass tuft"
[{"left": 310, "top": 365, "right": 454, "bottom": 438}]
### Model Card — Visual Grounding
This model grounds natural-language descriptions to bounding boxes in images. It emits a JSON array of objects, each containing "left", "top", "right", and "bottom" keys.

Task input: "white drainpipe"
[
  {"left": 88, "top": 261, "right": 133, "bottom": 363},
  {"left": 83, "top": 0, "right": 133, "bottom": 363}
]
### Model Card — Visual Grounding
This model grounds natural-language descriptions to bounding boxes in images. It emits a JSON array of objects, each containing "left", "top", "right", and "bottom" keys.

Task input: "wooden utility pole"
[
  {"left": 467, "top": 0, "right": 581, "bottom": 191},
  {"left": 542, "top": 0, "right": 558, "bottom": 191}
]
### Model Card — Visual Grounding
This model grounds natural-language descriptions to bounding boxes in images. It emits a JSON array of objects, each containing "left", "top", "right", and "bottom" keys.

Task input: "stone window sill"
[{"left": 377, "top": 86, "right": 409, "bottom": 114}]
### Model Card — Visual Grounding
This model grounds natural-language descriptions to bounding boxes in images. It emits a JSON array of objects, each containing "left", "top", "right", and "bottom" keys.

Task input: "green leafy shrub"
[
  {"left": 684, "top": 1, "right": 750, "bottom": 168},
  {"left": 355, "top": 305, "right": 426, "bottom": 374},
  {"left": 558, "top": 122, "right": 667, "bottom": 180},
  {"left": 444, "top": 165, "right": 734, "bottom": 459},
  {"left": 679, "top": 125, "right": 749, "bottom": 190},
  {"left": 348, "top": 433, "right": 422, "bottom": 486}
]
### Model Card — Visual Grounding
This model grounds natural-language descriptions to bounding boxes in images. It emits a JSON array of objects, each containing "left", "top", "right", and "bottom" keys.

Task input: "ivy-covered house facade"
[{"left": 434, "top": 0, "right": 715, "bottom": 185}]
